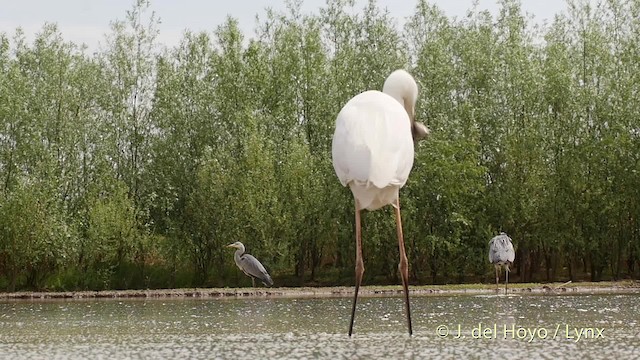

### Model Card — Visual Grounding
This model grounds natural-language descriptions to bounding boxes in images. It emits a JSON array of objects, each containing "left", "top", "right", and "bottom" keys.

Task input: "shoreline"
[{"left": 1, "top": 280, "right": 639, "bottom": 301}]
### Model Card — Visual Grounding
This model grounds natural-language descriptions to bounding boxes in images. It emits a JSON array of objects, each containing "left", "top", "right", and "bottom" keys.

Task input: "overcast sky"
[{"left": 0, "top": 0, "right": 587, "bottom": 52}]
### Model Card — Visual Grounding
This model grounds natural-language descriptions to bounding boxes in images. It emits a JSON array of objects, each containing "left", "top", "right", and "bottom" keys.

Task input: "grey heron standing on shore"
[
  {"left": 331, "top": 69, "right": 429, "bottom": 336},
  {"left": 489, "top": 232, "right": 515, "bottom": 295},
  {"left": 226, "top": 241, "right": 273, "bottom": 287}
]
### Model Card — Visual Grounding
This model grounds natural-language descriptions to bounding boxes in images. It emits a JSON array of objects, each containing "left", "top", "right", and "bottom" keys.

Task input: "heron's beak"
[
  {"left": 412, "top": 121, "right": 430, "bottom": 142},
  {"left": 225, "top": 244, "right": 235, "bottom": 248}
]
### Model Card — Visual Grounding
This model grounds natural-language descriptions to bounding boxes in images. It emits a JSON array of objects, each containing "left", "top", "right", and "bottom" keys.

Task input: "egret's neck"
[
  {"left": 382, "top": 90, "right": 404, "bottom": 107},
  {"left": 383, "top": 90, "right": 415, "bottom": 121},
  {"left": 382, "top": 72, "right": 417, "bottom": 121}
]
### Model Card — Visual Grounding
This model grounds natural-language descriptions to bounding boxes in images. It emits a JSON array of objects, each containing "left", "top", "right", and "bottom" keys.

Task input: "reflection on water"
[{"left": 0, "top": 293, "right": 638, "bottom": 358}]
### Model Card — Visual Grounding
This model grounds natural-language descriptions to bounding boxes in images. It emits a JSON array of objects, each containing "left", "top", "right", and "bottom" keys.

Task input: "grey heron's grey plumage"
[
  {"left": 227, "top": 241, "right": 273, "bottom": 287},
  {"left": 489, "top": 232, "right": 515, "bottom": 294}
]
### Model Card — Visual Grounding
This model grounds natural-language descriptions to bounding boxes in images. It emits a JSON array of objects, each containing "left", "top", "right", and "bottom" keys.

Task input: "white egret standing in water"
[{"left": 331, "top": 69, "right": 429, "bottom": 336}]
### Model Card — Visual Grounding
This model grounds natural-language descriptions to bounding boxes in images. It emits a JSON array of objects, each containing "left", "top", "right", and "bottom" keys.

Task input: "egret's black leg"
[
  {"left": 349, "top": 200, "right": 364, "bottom": 337},
  {"left": 394, "top": 199, "right": 412, "bottom": 336}
]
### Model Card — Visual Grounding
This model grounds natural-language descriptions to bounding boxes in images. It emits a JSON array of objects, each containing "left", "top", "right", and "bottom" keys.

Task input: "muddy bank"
[{"left": 1, "top": 281, "right": 638, "bottom": 300}]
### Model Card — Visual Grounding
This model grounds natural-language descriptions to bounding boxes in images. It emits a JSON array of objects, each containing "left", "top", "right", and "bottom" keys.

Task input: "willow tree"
[{"left": 90, "top": 0, "right": 158, "bottom": 285}]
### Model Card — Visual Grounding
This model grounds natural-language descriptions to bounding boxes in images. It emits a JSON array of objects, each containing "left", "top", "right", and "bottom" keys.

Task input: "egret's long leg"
[
  {"left": 252, "top": 278, "right": 256, "bottom": 288},
  {"left": 394, "top": 198, "right": 413, "bottom": 336},
  {"left": 495, "top": 265, "right": 500, "bottom": 292},
  {"left": 349, "top": 200, "right": 364, "bottom": 337}
]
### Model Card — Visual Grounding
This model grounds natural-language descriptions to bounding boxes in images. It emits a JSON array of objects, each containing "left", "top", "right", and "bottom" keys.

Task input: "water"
[{"left": 0, "top": 293, "right": 638, "bottom": 359}]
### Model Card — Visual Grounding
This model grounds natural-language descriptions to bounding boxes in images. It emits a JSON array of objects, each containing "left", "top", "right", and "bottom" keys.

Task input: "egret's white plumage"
[
  {"left": 332, "top": 70, "right": 417, "bottom": 210},
  {"left": 331, "top": 69, "right": 427, "bottom": 336}
]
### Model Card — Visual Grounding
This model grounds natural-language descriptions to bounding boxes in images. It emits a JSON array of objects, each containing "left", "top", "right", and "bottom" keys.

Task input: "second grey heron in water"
[
  {"left": 489, "top": 232, "right": 515, "bottom": 295},
  {"left": 226, "top": 241, "right": 273, "bottom": 287}
]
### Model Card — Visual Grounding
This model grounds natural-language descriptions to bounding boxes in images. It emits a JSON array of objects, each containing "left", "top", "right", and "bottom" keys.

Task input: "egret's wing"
[
  {"left": 239, "top": 254, "right": 273, "bottom": 286},
  {"left": 332, "top": 90, "right": 414, "bottom": 189}
]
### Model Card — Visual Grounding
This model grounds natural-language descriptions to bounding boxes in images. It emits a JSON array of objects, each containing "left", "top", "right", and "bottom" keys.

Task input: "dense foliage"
[{"left": 1, "top": 0, "right": 638, "bottom": 291}]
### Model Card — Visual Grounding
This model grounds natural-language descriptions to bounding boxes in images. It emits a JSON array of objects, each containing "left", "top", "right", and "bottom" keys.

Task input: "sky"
[{"left": 0, "top": 0, "right": 583, "bottom": 52}]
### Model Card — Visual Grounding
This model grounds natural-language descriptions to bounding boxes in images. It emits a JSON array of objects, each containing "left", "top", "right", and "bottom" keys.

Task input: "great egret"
[
  {"left": 488, "top": 232, "right": 515, "bottom": 295},
  {"left": 226, "top": 241, "right": 274, "bottom": 287},
  {"left": 331, "top": 69, "right": 428, "bottom": 336}
]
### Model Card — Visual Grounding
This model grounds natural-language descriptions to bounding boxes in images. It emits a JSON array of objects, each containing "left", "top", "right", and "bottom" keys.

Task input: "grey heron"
[
  {"left": 226, "top": 241, "right": 273, "bottom": 287},
  {"left": 331, "top": 69, "right": 429, "bottom": 336},
  {"left": 489, "top": 232, "right": 515, "bottom": 295}
]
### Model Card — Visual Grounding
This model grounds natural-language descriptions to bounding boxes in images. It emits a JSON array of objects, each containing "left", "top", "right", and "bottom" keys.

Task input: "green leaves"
[
  {"left": 0, "top": 182, "right": 73, "bottom": 290},
  {"left": 85, "top": 183, "right": 139, "bottom": 277},
  {"left": 1, "top": 0, "right": 639, "bottom": 290}
]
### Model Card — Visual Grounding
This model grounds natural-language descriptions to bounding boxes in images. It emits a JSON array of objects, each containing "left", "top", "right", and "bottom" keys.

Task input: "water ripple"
[{"left": 0, "top": 293, "right": 638, "bottom": 359}]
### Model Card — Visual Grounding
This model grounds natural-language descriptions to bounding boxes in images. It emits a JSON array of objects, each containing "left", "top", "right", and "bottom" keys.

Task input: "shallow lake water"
[{"left": 0, "top": 292, "right": 638, "bottom": 359}]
